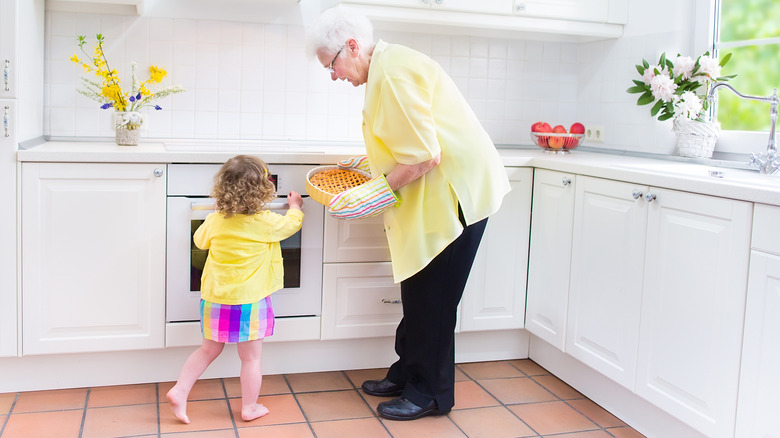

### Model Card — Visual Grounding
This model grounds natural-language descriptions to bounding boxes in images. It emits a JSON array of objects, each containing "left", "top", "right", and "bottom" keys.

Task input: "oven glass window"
[{"left": 190, "top": 219, "right": 302, "bottom": 291}]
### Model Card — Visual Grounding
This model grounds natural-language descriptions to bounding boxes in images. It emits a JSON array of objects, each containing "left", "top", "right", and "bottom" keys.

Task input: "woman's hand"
[
  {"left": 385, "top": 153, "right": 441, "bottom": 191},
  {"left": 287, "top": 191, "right": 303, "bottom": 210}
]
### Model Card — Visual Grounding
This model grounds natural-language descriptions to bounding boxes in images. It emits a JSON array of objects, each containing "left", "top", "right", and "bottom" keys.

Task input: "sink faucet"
[{"left": 707, "top": 82, "right": 779, "bottom": 174}]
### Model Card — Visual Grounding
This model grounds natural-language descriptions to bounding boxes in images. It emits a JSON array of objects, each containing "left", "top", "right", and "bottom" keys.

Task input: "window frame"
[{"left": 697, "top": 0, "right": 777, "bottom": 155}]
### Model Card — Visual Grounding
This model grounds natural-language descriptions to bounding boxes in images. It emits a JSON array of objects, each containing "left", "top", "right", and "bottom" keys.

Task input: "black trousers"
[{"left": 385, "top": 214, "right": 488, "bottom": 411}]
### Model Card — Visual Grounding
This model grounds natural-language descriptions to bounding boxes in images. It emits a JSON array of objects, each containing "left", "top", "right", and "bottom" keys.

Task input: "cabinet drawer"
[
  {"left": 323, "top": 214, "right": 390, "bottom": 263},
  {"left": 321, "top": 262, "right": 401, "bottom": 340},
  {"left": 752, "top": 203, "right": 779, "bottom": 254}
]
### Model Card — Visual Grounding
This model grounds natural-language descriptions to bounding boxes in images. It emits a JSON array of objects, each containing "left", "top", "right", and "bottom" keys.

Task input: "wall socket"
[{"left": 585, "top": 126, "right": 604, "bottom": 143}]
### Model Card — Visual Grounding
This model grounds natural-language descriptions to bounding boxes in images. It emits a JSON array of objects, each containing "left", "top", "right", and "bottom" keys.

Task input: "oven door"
[{"left": 166, "top": 196, "right": 323, "bottom": 322}]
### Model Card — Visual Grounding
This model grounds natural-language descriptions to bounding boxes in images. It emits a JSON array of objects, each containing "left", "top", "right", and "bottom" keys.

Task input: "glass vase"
[{"left": 115, "top": 111, "right": 143, "bottom": 146}]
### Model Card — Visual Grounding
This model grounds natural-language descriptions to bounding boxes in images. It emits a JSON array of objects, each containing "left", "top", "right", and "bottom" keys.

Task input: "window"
[{"left": 714, "top": 0, "right": 779, "bottom": 133}]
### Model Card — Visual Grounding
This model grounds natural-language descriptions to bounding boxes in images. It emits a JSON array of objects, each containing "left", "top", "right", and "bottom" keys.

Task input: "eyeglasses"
[{"left": 325, "top": 45, "right": 344, "bottom": 73}]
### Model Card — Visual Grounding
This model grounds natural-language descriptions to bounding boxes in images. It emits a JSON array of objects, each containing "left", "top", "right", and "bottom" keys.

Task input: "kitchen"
[{"left": 1, "top": 0, "right": 779, "bottom": 437}]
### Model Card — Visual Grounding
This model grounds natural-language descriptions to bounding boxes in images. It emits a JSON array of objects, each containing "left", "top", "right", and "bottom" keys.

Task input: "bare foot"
[
  {"left": 242, "top": 403, "right": 270, "bottom": 422},
  {"left": 166, "top": 387, "right": 190, "bottom": 424}
]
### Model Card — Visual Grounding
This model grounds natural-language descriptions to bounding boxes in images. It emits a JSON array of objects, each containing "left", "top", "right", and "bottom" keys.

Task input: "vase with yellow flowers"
[
  {"left": 71, "top": 34, "right": 185, "bottom": 145},
  {"left": 627, "top": 51, "right": 735, "bottom": 158}
]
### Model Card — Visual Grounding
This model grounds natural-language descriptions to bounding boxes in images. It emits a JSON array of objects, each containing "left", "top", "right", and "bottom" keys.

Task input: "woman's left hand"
[{"left": 329, "top": 174, "right": 399, "bottom": 220}]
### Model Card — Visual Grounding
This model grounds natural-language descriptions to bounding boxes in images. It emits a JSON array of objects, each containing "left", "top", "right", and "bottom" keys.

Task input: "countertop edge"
[{"left": 16, "top": 141, "right": 780, "bottom": 206}]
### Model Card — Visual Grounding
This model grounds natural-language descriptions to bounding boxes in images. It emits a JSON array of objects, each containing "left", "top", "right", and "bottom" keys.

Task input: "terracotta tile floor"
[{"left": 0, "top": 359, "right": 645, "bottom": 438}]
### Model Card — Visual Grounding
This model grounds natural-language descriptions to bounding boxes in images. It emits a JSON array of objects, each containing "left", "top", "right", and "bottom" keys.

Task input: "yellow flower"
[
  {"left": 148, "top": 65, "right": 167, "bottom": 83},
  {"left": 139, "top": 85, "right": 151, "bottom": 96},
  {"left": 70, "top": 54, "right": 81, "bottom": 64}
]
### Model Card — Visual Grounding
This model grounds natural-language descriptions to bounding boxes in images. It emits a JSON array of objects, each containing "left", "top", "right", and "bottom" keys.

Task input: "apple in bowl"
[{"left": 531, "top": 121, "right": 552, "bottom": 147}]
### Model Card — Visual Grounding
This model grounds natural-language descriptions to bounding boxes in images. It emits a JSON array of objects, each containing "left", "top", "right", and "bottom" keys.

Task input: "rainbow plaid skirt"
[{"left": 200, "top": 297, "right": 275, "bottom": 343}]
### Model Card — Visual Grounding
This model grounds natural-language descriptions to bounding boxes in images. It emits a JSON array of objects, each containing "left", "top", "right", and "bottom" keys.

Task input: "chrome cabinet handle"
[
  {"left": 3, "top": 105, "right": 9, "bottom": 137},
  {"left": 381, "top": 299, "right": 401, "bottom": 304},
  {"left": 3, "top": 59, "right": 9, "bottom": 92},
  {"left": 561, "top": 177, "right": 572, "bottom": 186},
  {"left": 153, "top": 168, "right": 163, "bottom": 177},
  {"left": 645, "top": 193, "right": 657, "bottom": 203},
  {"left": 632, "top": 189, "right": 643, "bottom": 199}
]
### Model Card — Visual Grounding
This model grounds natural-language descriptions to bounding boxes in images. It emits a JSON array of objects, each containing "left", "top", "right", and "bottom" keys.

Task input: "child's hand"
[{"left": 287, "top": 190, "right": 303, "bottom": 210}]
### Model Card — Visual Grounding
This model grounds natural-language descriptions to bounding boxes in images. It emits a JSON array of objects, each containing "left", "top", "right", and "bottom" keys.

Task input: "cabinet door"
[
  {"left": 0, "top": 0, "right": 17, "bottom": 99},
  {"left": 525, "top": 169, "right": 575, "bottom": 350},
  {"left": 328, "top": 0, "right": 510, "bottom": 14},
  {"left": 21, "top": 163, "right": 166, "bottom": 354},
  {"left": 567, "top": 176, "right": 647, "bottom": 389},
  {"left": 0, "top": 100, "right": 16, "bottom": 357},
  {"left": 323, "top": 213, "right": 390, "bottom": 263},
  {"left": 736, "top": 251, "right": 780, "bottom": 438},
  {"left": 460, "top": 167, "right": 532, "bottom": 331},
  {"left": 513, "top": 0, "right": 608, "bottom": 22},
  {"left": 321, "top": 262, "right": 402, "bottom": 339},
  {"left": 636, "top": 188, "right": 751, "bottom": 438}
]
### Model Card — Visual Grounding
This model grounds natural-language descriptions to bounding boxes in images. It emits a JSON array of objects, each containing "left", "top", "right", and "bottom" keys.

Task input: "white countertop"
[{"left": 17, "top": 139, "right": 780, "bottom": 206}]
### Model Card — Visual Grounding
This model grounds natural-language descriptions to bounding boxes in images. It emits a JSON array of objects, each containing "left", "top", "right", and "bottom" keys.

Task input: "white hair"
[{"left": 304, "top": 5, "right": 375, "bottom": 59}]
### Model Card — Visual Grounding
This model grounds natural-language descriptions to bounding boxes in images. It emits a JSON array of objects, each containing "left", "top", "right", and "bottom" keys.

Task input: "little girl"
[{"left": 166, "top": 155, "right": 304, "bottom": 424}]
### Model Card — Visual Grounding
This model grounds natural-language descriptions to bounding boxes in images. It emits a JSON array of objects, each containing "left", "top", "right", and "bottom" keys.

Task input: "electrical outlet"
[{"left": 585, "top": 126, "right": 604, "bottom": 143}]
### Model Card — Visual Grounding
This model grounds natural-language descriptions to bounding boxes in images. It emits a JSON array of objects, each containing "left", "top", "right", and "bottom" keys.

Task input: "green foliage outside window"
[{"left": 716, "top": 0, "right": 780, "bottom": 131}]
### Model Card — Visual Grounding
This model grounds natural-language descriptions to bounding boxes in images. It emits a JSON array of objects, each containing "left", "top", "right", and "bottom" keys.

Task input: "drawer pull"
[
  {"left": 381, "top": 299, "right": 401, "bottom": 304},
  {"left": 3, "top": 59, "right": 9, "bottom": 92},
  {"left": 3, "top": 105, "right": 8, "bottom": 137}
]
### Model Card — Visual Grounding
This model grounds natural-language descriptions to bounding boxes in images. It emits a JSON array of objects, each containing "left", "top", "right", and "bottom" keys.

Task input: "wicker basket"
[
  {"left": 305, "top": 166, "right": 371, "bottom": 206},
  {"left": 673, "top": 119, "right": 720, "bottom": 159}
]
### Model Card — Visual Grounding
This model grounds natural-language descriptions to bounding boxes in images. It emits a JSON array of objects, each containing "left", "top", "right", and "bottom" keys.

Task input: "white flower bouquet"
[{"left": 627, "top": 51, "right": 735, "bottom": 121}]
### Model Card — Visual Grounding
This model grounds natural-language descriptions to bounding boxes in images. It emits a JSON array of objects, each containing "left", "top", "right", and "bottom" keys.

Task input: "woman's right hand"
[{"left": 287, "top": 190, "right": 303, "bottom": 210}]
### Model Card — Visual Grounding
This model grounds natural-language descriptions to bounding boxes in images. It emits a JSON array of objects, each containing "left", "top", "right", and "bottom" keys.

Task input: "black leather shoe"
[
  {"left": 361, "top": 378, "right": 404, "bottom": 397},
  {"left": 376, "top": 397, "right": 450, "bottom": 421}
]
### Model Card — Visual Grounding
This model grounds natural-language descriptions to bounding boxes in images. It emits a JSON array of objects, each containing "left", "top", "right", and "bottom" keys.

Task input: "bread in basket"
[{"left": 305, "top": 166, "right": 372, "bottom": 206}]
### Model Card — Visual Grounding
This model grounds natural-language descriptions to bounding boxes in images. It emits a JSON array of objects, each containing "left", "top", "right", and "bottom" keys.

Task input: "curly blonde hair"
[{"left": 212, "top": 155, "right": 276, "bottom": 218}]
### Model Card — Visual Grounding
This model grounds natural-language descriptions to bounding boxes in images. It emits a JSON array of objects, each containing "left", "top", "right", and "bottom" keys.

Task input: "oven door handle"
[{"left": 190, "top": 200, "right": 290, "bottom": 212}]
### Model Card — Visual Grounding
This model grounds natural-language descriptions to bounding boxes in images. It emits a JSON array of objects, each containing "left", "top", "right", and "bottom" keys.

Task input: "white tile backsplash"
[{"left": 44, "top": 8, "right": 693, "bottom": 154}]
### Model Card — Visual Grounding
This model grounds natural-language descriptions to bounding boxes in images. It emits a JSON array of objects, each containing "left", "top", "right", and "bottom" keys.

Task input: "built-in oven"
[{"left": 166, "top": 163, "right": 324, "bottom": 322}]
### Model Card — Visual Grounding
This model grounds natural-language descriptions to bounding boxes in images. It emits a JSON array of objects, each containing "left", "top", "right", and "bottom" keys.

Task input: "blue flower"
[
  {"left": 154, "top": 105, "right": 162, "bottom": 110},
  {"left": 136, "top": 93, "right": 142, "bottom": 100},
  {"left": 100, "top": 103, "right": 113, "bottom": 109},
  {"left": 129, "top": 95, "right": 136, "bottom": 102}
]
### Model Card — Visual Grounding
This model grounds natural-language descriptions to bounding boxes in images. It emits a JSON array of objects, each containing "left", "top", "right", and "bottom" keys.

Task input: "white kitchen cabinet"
[
  {"left": 512, "top": 0, "right": 628, "bottom": 24},
  {"left": 320, "top": 0, "right": 623, "bottom": 41},
  {"left": 735, "top": 204, "right": 780, "bottom": 438},
  {"left": 0, "top": 100, "right": 16, "bottom": 357},
  {"left": 321, "top": 166, "right": 531, "bottom": 338},
  {"left": 323, "top": 213, "right": 390, "bottom": 263},
  {"left": 566, "top": 176, "right": 647, "bottom": 389},
  {"left": 737, "top": 251, "right": 780, "bottom": 438},
  {"left": 21, "top": 162, "right": 166, "bottom": 355},
  {"left": 323, "top": 0, "right": 510, "bottom": 15},
  {"left": 321, "top": 262, "right": 402, "bottom": 339},
  {"left": 635, "top": 187, "right": 751, "bottom": 438},
  {"left": 567, "top": 175, "right": 751, "bottom": 438},
  {"left": 525, "top": 169, "right": 575, "bottom": 350},
  {"left": 0, "top": 0, "right": 17, "bottom": 99},
  {"left": 460, "top": 166, "right": 532, "bottom": 331}
]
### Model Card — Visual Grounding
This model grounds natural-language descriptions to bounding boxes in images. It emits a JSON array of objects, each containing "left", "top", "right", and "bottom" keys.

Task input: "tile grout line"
[
  {"left": 341, "top": 370, "right": 396, "bottom": 437},
  {"left": 155, "top": 383, "right": 161, "bottom": 438},
  {"left": 219, "top": 378, "right": 240, "bottom": 438},
  {"left": 466, "top": 360, "right": 546, "bottom": 437},
  {"left": 77, "top": 387, "right": 90, "bottom": 438},
  {"left": 281, "top": 373, "right": 319, "bottom": 437},
  {"left": 0, "top": 393, "right": 19, "bottom": 438}
]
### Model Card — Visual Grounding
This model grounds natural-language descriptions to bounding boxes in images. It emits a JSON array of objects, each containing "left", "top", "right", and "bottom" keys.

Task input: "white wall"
[{"left": 44, "top": 0, "right": 698, "bottom": 156}]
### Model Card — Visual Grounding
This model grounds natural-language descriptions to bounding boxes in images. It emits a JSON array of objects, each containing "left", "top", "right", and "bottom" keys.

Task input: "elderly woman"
[{"left": 305, "top": 6, "right": 511, "bottom": 421}]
